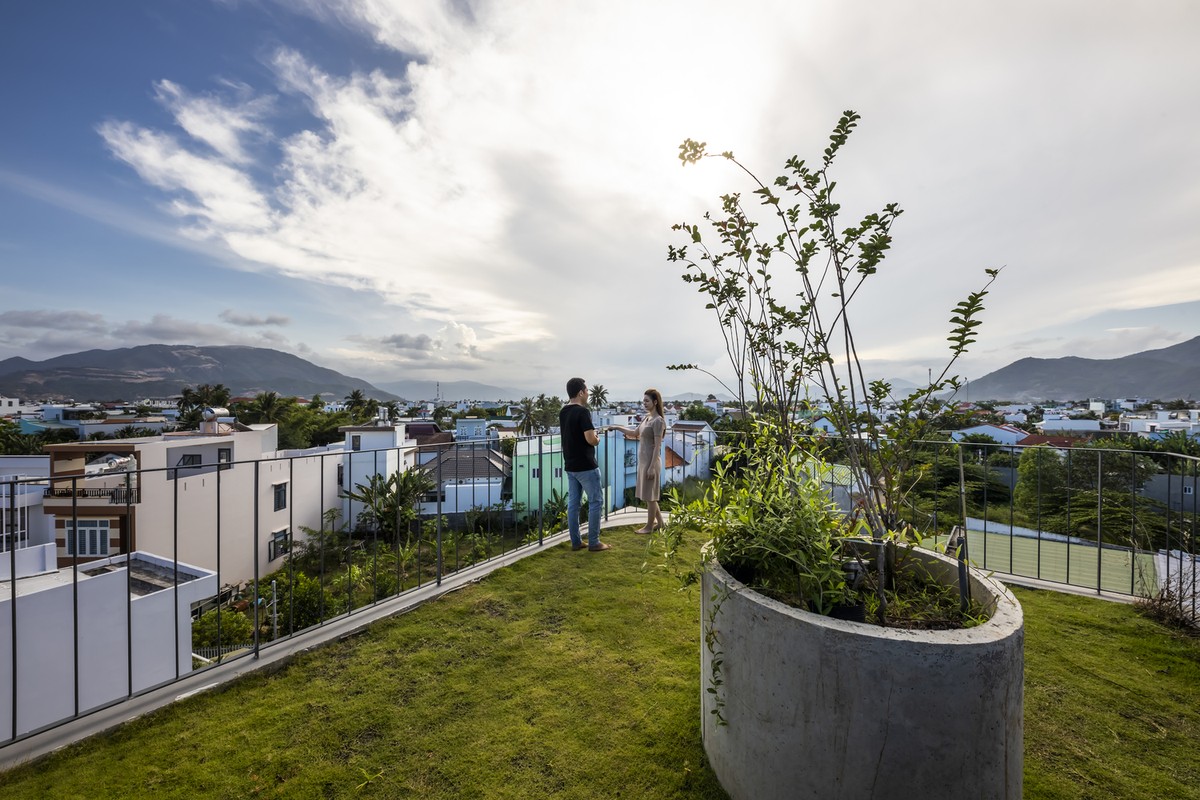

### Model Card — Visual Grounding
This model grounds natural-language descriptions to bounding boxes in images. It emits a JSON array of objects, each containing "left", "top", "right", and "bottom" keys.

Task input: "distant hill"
[
  {"left": 373, "top": 379, "right": 521, "bottom": 403},
  {"left": 0, "top": 345, "right": 398, "bottom": 402},
  {"left": 961, "top": 336, "right": 1200, "bottom": 402}
]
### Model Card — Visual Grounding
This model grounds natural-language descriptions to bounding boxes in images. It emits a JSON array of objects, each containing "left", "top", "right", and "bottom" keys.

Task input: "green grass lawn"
[
  {"left": 926, "top": 530, "right": 1159, "bottom": 595},
  {"left": 1, "top": 527, "right": 1198, "bottom": 799}
]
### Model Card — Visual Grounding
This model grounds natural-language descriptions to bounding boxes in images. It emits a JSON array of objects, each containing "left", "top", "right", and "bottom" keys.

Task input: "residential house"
[
  {"left": 1, "top": 548, "right": 215, "bottom": 740},
  {"left": 417, "top": 444, "right": 512, "bottom": 522},
  {"left": 1036, "top": 415, "right": 1101, "bottom": 434},
  {"left": 39, "top": 417, "right": 341, "bottom": 583},
  {"left": 404, "top": 422, "right": 454, "bottom": 465},
  {"left": 454, "top": 417, "right": 490, "bottom": 442},
  {"left": 1118, "top": 410, "right": 1200, "bottom": 439},
  {"left": 510, "top": 434, "right": 614, "bottom": 517},
  {"left": 1, "top": 456, "right": 53, "bottom": 555},
  {"left": 665, "top": 420, "right": 716, "bottom": 482},
  {"left": 339, "top": 424, "right": 419, "bottom": 529},
  {"left": 949, "top": 423, "right": 1028, "bottom": 447}
]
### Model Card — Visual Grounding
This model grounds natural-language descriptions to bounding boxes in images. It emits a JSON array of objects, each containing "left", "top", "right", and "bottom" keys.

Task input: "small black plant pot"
[{"left": 829, "top": 602, "right": 867, "bottom": 623}]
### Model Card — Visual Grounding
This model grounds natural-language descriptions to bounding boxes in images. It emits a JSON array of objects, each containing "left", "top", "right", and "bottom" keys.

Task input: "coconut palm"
[
  {"left": 515, "top": 397, "right": 537, "bottom": 437},
  {"left": 240, "top": 391, "right": 295, "bottom": 424},
  {"left": 589, "top": 383, "right": 609, "bottom": 410}
]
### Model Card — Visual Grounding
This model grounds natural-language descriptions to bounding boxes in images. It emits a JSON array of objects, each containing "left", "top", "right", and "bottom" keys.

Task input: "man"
[{"left": 559, "top": 377, "right": 610, "bottom": 551}]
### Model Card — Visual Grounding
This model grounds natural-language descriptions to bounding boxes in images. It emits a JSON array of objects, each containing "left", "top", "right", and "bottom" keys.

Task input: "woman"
[{"left": 613, "top": 389, "right": 666, "bottom": 533}]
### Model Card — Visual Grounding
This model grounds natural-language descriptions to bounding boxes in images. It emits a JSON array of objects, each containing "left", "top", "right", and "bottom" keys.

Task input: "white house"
[
  {"left": 0, "top": 547, "right": 215, "bottom": 740},
  {"left": 339, "top": 424, "right": 419, "bottom": 528},
  {"left": 0, "top": 456, "right": 53, "bottom": 555},
  {"left": 40, "top": 419, "right": 343, "bottom": 584},
  {"left": 666, "top": 420, "right": 716, "bottom": 481},
  {"left": 1118, "top": 410, "right": 1200, "bottom": 438},
  {"left": 1036, "top": 415, "right": 1101, "bottom": 434},
  {"left": 949, "top": 423, "right": 1028, "bottom": 446},
  {"left": 417, "top": 444, "right": 511, "bottom": 519}
]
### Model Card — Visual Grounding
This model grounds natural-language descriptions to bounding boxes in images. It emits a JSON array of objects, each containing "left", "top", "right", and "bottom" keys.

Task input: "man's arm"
[{"left": 584, "top": 428, "right": 600, "bottom": 446}]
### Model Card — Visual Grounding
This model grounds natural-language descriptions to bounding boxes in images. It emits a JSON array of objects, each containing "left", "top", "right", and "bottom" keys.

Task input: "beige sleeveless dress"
[{"left": 636, "top": 415, "right": 666, "bottom": 501}]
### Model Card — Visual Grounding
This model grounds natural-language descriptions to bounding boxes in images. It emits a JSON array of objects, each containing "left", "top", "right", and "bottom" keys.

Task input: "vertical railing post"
[
  {"left": 124, "top": 470, "right": 133, "bottom": 694},
  {"left": 435, "top": 449, "right": 443, "bottom": 585},
  {"left": 252, "top": 463, "right": 261, "bottom": 658},
  {"left": 537, "top": 435, "right": 544, "bottom": 545},
  {"left": 1096, "top": 451, "right": 1104, "bottom": 595},
  {"left": 172, "top": 458, "right": 180, "bottom": 680},
  {"left": 215, "top": 459, "right": 223, "bottom": 663},
  {"left": 71, "top": 478, "right": 79, "bottom": 719},
  {"left": 7, "top": 477, "right": 18, "bottom": 741}
]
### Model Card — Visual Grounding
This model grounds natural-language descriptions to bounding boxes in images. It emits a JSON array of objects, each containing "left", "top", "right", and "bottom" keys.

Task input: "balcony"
[{"left": 42, "top": 486, "right": 141, "bottom": 504}]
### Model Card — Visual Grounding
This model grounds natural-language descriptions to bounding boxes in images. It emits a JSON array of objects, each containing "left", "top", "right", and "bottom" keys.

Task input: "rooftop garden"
[{"left": 1, "top": 525, "right": 1198, "bottom": 799}]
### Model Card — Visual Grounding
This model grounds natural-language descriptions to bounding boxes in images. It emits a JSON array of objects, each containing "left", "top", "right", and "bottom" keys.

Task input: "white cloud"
[
  {"left": 219, "top": 310, "right": 291, "bottom": 327},
  {"left": 81, "top": 0, "right": 1200, "bottom": 396}
]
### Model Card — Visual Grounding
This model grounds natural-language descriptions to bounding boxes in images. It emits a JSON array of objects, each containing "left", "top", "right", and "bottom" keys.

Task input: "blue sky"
[{"left": 2, "top": 1, "right": 1199, "bottom": 399}]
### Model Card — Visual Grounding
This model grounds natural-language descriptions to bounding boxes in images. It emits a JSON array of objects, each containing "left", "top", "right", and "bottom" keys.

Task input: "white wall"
[{"left": 0, "top": 552, "right": 215, "bottom": 740}]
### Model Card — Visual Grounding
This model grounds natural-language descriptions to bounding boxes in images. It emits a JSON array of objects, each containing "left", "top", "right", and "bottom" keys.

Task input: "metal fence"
[
  {"left": 3, "top": 429, "right": 1197, "bottom": 748},
  {"left": 1, "top": 427, "right": 712, "bottom": 746}
]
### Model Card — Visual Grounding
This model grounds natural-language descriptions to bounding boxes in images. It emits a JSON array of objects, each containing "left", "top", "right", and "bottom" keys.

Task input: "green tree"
[
  {"left": 534, "top": 394, "right": 562, "bottom": 434},
  {"left": 192, "top": 607, "right": 253, "bottom": 649},
  {"left": 681, "top": 401, "right": 717, "bottom": 424},
  {"left": 238, "top": 391, "right": 295, "bottom": 425},
  {"left": 589, "top": 384, "right": 610, "bottom": 409},
  {"left": 1014, "top": 446, "right": 1070, "bottom": 522},
  {"left": 177, "top": 383, "right": 232, "bottom": 430},
  {"left": 343, "top": 469, "right": 434, "bottom": 538}
]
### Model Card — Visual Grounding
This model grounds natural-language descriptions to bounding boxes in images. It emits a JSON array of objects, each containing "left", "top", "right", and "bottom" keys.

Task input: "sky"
[{"left": 2, "top": 1, "right": 1199, "bottom": 400}]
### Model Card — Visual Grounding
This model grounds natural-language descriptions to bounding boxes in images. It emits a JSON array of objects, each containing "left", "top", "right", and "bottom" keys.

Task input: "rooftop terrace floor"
[{"left": 1, "top": 521, "right": 1198, "bottom": 799}]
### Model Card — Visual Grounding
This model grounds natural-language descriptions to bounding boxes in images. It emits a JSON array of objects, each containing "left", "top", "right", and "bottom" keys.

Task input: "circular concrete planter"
[{"left": 700, "top": 547, "right": 1024, "bottom": 800}]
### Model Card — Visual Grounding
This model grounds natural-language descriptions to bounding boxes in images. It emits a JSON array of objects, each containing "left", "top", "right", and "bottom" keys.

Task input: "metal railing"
[
  {"left": 0, "top": 427, "right": 712, "bottom": 746},
  {"left": 5, "top": 428, "right": 1193, "bottom": 749}
]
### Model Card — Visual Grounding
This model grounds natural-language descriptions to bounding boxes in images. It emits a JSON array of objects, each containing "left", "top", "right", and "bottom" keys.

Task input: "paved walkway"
[{"left": 0, "top": 510, "right": 652, "bottom": 772}]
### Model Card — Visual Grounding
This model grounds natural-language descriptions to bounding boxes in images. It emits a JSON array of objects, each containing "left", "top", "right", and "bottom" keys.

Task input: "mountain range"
[
  {"left": 959, "top": 335, "right": 1200, "bottom": 402},
  {"left": 2, "top": 338, "right": 1198, "bottom": 404},
  {"left": 0, "top": 345, "right": 398, "bottom": 403}
]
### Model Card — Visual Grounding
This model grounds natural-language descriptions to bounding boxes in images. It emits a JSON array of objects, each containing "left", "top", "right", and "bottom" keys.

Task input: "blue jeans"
[{"left": 567, "top": 467, "right": 603, "bottom": 547}]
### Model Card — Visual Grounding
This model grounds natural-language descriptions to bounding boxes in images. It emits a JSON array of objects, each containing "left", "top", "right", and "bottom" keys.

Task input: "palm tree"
[
  {"left": 343, "top": 389, "right": 370, "bottom": 422},
  {"left": 516, "top": 397, "right": 537, "bottom": 437},
  {"left": 589, "top": 384, "right": 609, "bottom": 410},
  {"left": 343, "top": 470, "right": 434, "bottom": 538},
  {"left": 240, "top": 391, "right": 294, "bottom": 424}
]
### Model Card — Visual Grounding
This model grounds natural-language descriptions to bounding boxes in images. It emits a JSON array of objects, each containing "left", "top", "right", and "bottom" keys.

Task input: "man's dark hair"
[{"left": 566, "top": 377, "right": 586, "bottom": 398}]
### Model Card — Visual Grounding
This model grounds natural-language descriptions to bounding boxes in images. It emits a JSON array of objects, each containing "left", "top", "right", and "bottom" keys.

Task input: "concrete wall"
[
  {"left": 700, "top": 550, "right": 1024, "bottom": 800},
  {"left": 0, "top": 553, "right": 215, "bottom": 740}
]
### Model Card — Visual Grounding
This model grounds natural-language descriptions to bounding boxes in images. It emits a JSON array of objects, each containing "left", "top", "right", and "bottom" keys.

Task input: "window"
[
  {"left": 554, "top": 467, "right": 562, "bottom": 478},
  {"left": 268, "top": 528, "right": 290, "bottom": 561},
  {"left": 218, "top": 448, "right": 232, "bottom": 470},
  {"left": 65, "top": 520, "right": 110, "bottom": 557},
  {"left": 337, "top": 464, "right": 344, "bottom": 489},
  {"left": 351, "top": 435, "right": 361, "bottom": 451},
  {"left": 273, "top": 482, "right": 288, "bottom": 511},
  {"left": 1, "top": 506, "right": 29, "bottom": 553},
  {"left": 174, "top": 453, "right": 201, "bottom": 478},
  {"left": 531, "top": 468, "right": 541, "bottom": 478},
  {"left": 1185, "top": 485, "right": 1195, "bottom": 496}
]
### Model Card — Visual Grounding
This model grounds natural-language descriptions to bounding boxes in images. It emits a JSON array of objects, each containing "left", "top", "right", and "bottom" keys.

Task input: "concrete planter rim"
[{"left": 707, "top": 545, "right": 1023, "bottom": 645}]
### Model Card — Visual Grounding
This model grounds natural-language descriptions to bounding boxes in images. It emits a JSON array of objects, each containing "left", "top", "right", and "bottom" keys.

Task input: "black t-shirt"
[{"left": 559, "top": 403, "right": 597, "bottom": 472}]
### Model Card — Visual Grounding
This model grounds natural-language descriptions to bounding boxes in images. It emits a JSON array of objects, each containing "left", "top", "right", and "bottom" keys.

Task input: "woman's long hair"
[{"left": 644, "top": 388, "right": 664, "bottom": 418}]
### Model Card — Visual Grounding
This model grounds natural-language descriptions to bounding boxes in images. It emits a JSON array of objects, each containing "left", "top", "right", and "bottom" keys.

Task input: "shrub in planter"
[{"left": 661, "top": 111, "right": 1022, "bottom": 800}]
